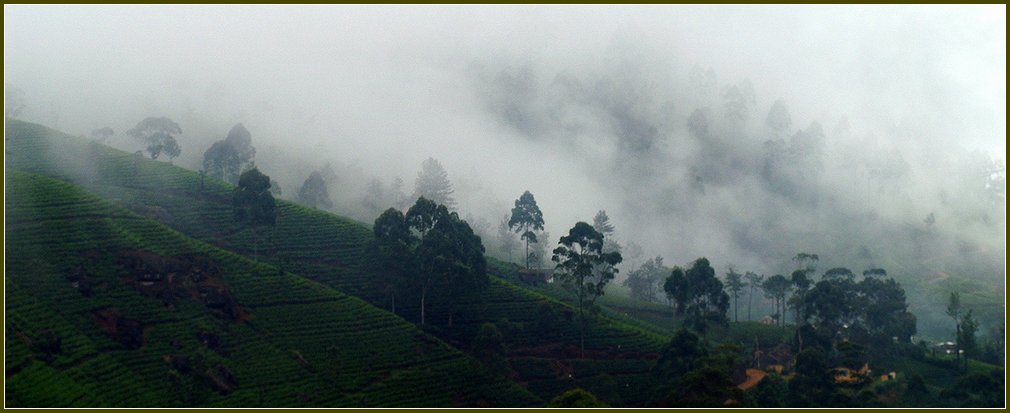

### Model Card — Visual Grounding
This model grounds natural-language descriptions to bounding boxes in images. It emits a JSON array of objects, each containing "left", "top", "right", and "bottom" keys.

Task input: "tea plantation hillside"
[
  {"left": 6, "top": 119, "right": 671, "bottom": 406},
  {"left": 4, "top": 171, "right": 540, "bottom": 407}
]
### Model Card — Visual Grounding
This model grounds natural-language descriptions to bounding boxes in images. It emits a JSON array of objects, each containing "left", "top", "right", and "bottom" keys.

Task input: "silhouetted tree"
[
  {"left": 508, "top": 190, "right": 545, "bottom": 269},
  {"left": 762, "top": 274, "right": 791, "bottom": 327},
  {"left": 592, "top": 210, "right": 622, "bottom": 256},
  {"left": 128, "top": 116, "right": 182, "bottom": 161},
  {"left": 203, "top": 123, "right": 256, "bottom": 184},
  {"left": 552, "top": 221, "right": 622, "bottom": 357},
  {"left": 413, "top": 158, "right": 455, "bottom": 209},
  {"left": 408, "top": 197, "right": 486, "bottom": 326},
  {"left": 664, "top": 258, "right": 730, "bottom": 334},
  {"left": 724, "top": 267, "right": 746, "bottom": 322},
  {"left": 297, "top": 171, "right": 333, "bottom": 210},
  {"left": 233, "top": 168, "right": 276, "bottom": 259},
  {"left": 744, "top": 272, "right": 764, "bottom": 321},
  {"left": 789, "top": 269, "right": 813, "bottom": 350},
  {"left": 361, "top": 208, "right": 414, "bottom": 314}
]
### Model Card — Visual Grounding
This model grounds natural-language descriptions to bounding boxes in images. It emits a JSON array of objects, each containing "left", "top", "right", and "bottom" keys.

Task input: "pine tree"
[{"left": 413, "top": 158, "right": 456, "bottom": 209}]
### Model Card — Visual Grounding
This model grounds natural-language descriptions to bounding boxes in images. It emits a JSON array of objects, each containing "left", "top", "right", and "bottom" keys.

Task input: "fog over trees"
[{"left": 5, "top": 4, "right": 1004, "bottom": 338}]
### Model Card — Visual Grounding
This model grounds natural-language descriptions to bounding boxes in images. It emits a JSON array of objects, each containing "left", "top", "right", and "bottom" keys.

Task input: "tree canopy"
[
  {"left": 664, "top": 258, "right": 730, "bottom": 333},
  {"left": 552, "top": 221, "right": 622, "bottom": 356},
  {"left": 413, "top": 157, "right": 456, "bottom": 209},
  {"left": 508, "top": 190, "right": 544, "bottom": 270},
  {"left": 128, "top": 116, "right": 182, "bottom": 161},
  {"left": 407, "top": 197, "right": 487, "bottom": 326},
  {"left": 233, "top": 168, "right": 277, "bottom": 228},
  {"left": 297, "top": 170, "right": 333, "bottom": 210},
  {"left": 232, "top": 168, "right": 277, "bottom": 259},
  {"left": 203, "top": 123, "right": 256, "bottom": 185}
]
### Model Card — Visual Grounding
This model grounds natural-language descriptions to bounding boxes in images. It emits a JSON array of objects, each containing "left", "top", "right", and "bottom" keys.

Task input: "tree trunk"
[
  {"left": 391, "top": 293, "right": 396, "bottom": 315},
  {"left": 525, "top": 236, "right": 530, "bottom": 270},
  {"left": 449, "top": 311, "right": 453, "bottom": 328}
]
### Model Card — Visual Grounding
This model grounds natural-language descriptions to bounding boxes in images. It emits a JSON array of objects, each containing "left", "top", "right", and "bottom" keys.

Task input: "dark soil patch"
[
  {"left": 115, "top": 250, "right": 247, "bottom": 323},
  {"left": 92, "top": 307, "right": 144, "bottom": 349}
]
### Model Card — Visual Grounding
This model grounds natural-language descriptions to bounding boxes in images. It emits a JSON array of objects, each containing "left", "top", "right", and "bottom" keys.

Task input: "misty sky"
[{"left": 5, "top": 5, "right": 1006, "bottom": 276}]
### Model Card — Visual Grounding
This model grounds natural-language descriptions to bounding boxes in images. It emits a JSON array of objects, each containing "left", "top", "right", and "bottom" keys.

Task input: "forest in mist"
[
  {"left": 3, "top": 5, "right": 1006, "bottom": 407},
  {"left": 7, "top": 5, "right": 1004, "bottom": 332}
]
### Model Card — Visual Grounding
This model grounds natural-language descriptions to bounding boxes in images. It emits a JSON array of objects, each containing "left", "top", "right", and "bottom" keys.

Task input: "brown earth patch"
[
  {"left": 115, "top": 250, "right": 247, "bottom": 323},
  {"left": 93, "top": 307, "right": 144, "bottom": 349}
]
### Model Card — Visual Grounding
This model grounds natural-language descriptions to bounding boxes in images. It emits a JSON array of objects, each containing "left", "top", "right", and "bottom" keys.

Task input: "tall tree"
[
  {"left": 762, "top": 274, "right": 792, "bottom": 327},
  {"left": 789, "top": 269, "right": 813, "bottom": 351},
  {"left": 405, "top": 197, "right": 438, "bottom": 237},
  {"left": 592, "top": 210, "right": 616, "bottom": 235},
  {"left": 552, "top": 221, "right": 622, "bottom": 357},
  {"left": 297, "top": 171, "right": 333, "bottom": 210},
  {"left": 128, "top": 116, "right": 182, "bottom": 161},
  {"left": 508, "top": 190, "right": 545, "bottom": 270},
  {"left": 413, "top": 157, "right": 456, "bottom": 209},
  {"left": 664, "top": 258, "right": 730, "bottom": 334},
  {"left": 408, "top": 198, "right": 487, "bottom": 326},
  {"left": 361, "top": 208, "right": 414, "bottom": 315},
  {"left": 744, "top": 272, "right": 764, "bottom": 322},
  {"left": 203, "top": 123, "right": 256, "bottom": 185},
  {"left": 232, "top": 168, "right": 277, "bottom": 259},
  {"left": 724, "top": 267, "right": 746, "bottom": 323}
]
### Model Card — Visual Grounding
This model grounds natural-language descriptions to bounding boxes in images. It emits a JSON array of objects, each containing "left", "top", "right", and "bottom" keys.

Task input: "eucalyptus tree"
[
  {"left": 552, "top": 221, "right": 622, "bottom": 357},
  {"left": 508, "top": 190, "right": 545, "bottom": 269}
]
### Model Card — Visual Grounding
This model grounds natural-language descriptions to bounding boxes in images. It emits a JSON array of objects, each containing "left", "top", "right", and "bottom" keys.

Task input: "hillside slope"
[
  {"left": 6, "top": 119, "right": 672, "bottom": 406},
  {"left": 4, "top": 171, "right": 539, "bottom": 407}
]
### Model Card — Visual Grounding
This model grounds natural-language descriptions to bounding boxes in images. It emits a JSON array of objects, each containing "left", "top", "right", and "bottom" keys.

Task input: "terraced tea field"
[
  {"left": 4, "top": 171, "right": 539, "bottom": 407},
  {"left": 5, "top": 119, "right": 673, "bottom": 406}
]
